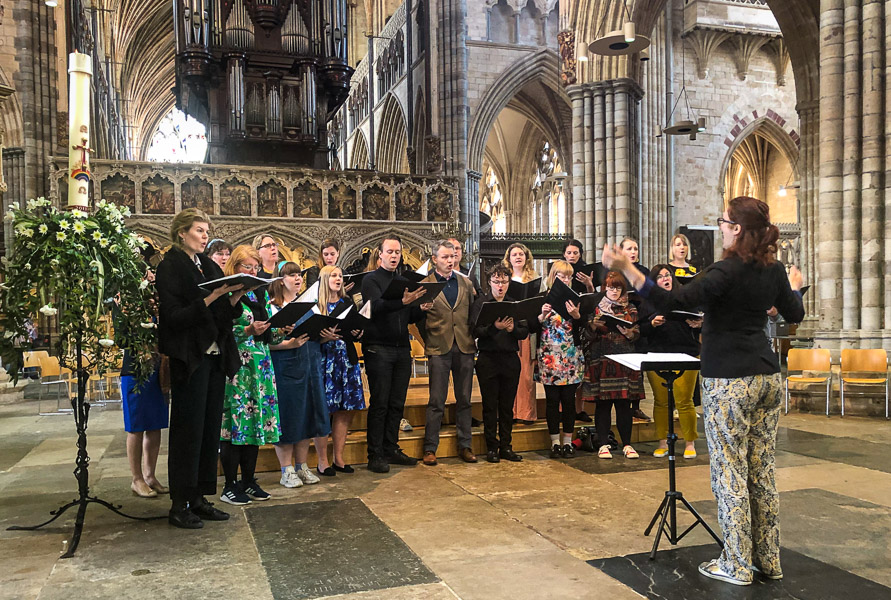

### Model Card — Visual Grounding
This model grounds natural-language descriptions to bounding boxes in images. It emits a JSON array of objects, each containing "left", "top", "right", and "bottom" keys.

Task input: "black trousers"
[
  {"left": 168, "top": 354, "right": 226, "bottom": 507},
  {"left": 544, "top": 383, "right": 579, "bottom": 436},
  {"left": 595, "top": 398, "right": 633, "bottom": 448},
  {"left": 476, "top": 351, "right": 521, "bottom": 452},
  {"left": 363, "top": 344, "right": 412, "bottom": 460}
]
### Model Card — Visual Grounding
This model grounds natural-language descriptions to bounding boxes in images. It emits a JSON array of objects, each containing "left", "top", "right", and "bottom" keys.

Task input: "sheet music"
[
  {"left": 297, "top": 280, "right": 320, "bottom": 303},
  {"left": 605, "top": 352, "right": 699, "bottom": 371}
]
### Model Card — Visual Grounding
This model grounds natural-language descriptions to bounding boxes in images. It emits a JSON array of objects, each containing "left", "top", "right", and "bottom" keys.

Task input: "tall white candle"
[{"left": 67, "top": 52, "right": 92, "bottom": 209}]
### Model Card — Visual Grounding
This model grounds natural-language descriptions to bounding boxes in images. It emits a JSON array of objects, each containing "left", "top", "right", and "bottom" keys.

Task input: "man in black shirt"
[
  {"left": 470, "top": 264, "right": 529, "bottom": 463},
  {"left": 361, "top": 236, "right": 432, "bottom": 473}
]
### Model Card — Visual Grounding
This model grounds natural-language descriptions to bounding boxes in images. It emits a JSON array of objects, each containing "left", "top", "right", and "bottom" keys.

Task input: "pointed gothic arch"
[
  {"left": 376, "top": 93, "right": 409, "bottom": 174},
  {"left": 350, "top": 130, "right": 369, "bottom": 170}
]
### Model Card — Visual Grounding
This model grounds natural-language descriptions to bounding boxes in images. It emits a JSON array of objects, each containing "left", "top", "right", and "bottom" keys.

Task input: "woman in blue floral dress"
[
  {"left": 317, "top": 265, "right": 365, "bottom": 476},
  {"left": 219, "top": 245, "right": 280, "bottom": 505},
  {"left": 533, "top": 261, "right": 584, "bottom": 459}
]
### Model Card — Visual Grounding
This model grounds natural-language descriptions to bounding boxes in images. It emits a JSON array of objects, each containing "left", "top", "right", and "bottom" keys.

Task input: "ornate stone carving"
[
  {"left": 683, "top": 30, "right": 730, "bottom": 79},
  {"left": 557, "top": 30, "right": 576, "bottom": 86},
  {"left": 424, "top": 135, "right": 442, "bottom": 174}
]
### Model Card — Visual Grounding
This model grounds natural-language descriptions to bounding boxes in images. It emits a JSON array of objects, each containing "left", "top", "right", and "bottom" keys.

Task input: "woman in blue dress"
[
  {"left": 317, "top": 265, "right": 365, "bottom": 475},
  {"left": 268, "top": 262, "right": 337, "bottom": 487}
]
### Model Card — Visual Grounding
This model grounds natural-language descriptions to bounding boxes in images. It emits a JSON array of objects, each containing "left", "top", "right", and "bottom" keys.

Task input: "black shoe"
[
  {"left": 333, "top": 463, "right": 355, "bottom": 473},
  {"left": 486, "top": 450, "right": 500, "bottom": 463},
  {"left": 562, "top": 444, "right": 575, "bottom": 459},
  {"left": 190, "top": 498, "right": 229, "bottom": 521},
  {"left": 367, "top": 457, "right": 391, "bottom": 473},
  {"left": 576, "top": 411, "right": 593, "bottom": 423},
  {"left": 499, "top": 448, "right": 523, "bottom": 462},
  {"left": 388, "top": 450, "right": 419, "bottom": 466},
  {"left": 219, "top": 483, "right": 251, "bottom": 506},
  {"left": 471, "top": 417, "right": 483, "bottom": 427},
  {"left": 168, "top": 506, "right": 203, "bottom": 529},
  {"left": 242, "top": 479, "right": 271, "bottom": 501},
  {"left": 550, "top": 444, "right": 563, "bottom": 459},
  {"left": 317, "top": 466, "right": 336, "bottom": 477}
]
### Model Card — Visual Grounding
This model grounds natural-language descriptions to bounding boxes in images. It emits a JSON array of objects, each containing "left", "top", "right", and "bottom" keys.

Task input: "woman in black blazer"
[
  {"left": 603, "top": 197, "right": 804, "bottom": 587},
  {"left": 155, "top": 208, "right": 246, "bottom": 529}
]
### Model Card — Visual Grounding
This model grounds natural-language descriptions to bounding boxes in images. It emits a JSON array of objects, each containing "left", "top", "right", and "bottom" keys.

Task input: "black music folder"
[
  {"left": 506, "top": 277, "right": 543, "bottom": 301},
  {"left": 474, "top": 296, "right": 547, "bottom": 328},
  {"left": 267, "top": 301, "right": 316, "bottom": 328},
  {"left": 381, "top": 278, "right": 447, "bottom": 307}
]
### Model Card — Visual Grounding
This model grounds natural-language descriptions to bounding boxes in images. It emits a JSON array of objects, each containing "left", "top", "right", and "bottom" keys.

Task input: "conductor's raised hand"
[
  {"left": 601, "top": 244, "right": 628, "bottom": 270},
  {"left": 402, "top": 286, "right": 427, "bottom": 305},
  {"left": 788, "top": 265, "right": 803, "bottom": 291},
  {"left": 566, "top": 300, "right": 581, "bottom": 319}
]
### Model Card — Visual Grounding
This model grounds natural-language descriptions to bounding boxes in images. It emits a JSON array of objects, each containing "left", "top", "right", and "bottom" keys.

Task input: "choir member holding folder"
[
  {"left": 317, "top": 266, "right": 365, "bottom": 475},
  {"left": 503, "top": 243, "right": 540, "bottom": 424},
  {"left": 267, "top": 263, "right": 330, "bottom": 489},
  {"left": 218, "top": 246, "right": 281, "bottom": 506},
  {"left": 562, "top": 239, "right": 597, "bottom": 294},
  {"left": 580, "top": 271, "right": 642, "bottom": 460},
  {"left": 156, "top": 209, "right": 244, "bottom": 529},
  {"left": 531, "top": 261, "right": 585, "bottom": 458},
  {"left": 638, "top": 265, "right": 702, "bottom": 459},
  {"left": 361, "top": 235, "right": 433, "bottom": 473},
  {"left": 602, "top": 196, "right": 805, "bottom": 586},
  {"left": 471, "top": 264, "right": 529, "bottom": 463}
]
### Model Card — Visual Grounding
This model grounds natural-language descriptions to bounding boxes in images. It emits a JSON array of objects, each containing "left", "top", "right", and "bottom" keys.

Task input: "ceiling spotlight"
[
  {"left": 624, "top": 22, "right": 636, "bottom": 43},
  {"left": 697, "top": 117, "right": 707, "bottom": 132},
  {"left": 640, "top": 48, "right": 650, "bottom": 62},
  {"left": 577, "top": 55, "right": 588, "bottom": 62},
  {"left": 778, "top": 185, "right": 787, "bottom": 197}
]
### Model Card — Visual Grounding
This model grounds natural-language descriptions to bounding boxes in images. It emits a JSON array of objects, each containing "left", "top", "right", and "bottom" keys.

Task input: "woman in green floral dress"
[{"left": 219, "top": 245, "right": 280, "bottom": 506}]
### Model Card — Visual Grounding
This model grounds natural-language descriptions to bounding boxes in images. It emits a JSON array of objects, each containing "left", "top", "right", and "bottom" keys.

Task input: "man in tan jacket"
[{"left": 419, "top": 240, "right": 478, "bottom": 465}]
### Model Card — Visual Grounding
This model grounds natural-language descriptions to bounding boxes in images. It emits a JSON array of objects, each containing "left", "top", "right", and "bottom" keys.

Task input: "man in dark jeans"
[{"left": 361, "top": 236, "right": 432, "bottom": 473}]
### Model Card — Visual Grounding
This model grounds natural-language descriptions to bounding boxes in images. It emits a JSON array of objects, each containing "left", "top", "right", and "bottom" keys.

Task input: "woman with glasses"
[
  {"left": 218, "top": 245, "right": 280, "bottom": 506},
  {"left": 252, "top": 234, "right": 280, "bottom": 278},
  {"left": 602, "top": 197, "right": 804, "bottom": 587},
  {"left": 639, "top": 265, "right": 701, "bottom": 458},
  {"left": 532, "top": 261, "right": 585, "bottom": 458},
  {"left": 502, "top": 242, "right": 539, "bottom": 425},
  {"left": 581, "top": 271, "right": 643, "bottom": 460}
]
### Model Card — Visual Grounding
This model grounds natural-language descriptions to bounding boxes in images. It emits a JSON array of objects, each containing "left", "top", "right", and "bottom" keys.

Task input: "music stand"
[{"left": 605, "top": 353, "right": 724, "bottom": 559}]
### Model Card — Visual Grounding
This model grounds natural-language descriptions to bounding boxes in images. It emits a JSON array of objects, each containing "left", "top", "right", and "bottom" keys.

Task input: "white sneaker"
[
  {"left": 400, "top": 418, "right": 413, "bottom": 432},
  {"left": 297, "top": 464, "right": 320, "bottom": 485},
  {"left": 279, "top": 466, "right": 303, "bottom": 488},
  {"left": 598, "top": 445, "right": 613, "bottom": 459}
]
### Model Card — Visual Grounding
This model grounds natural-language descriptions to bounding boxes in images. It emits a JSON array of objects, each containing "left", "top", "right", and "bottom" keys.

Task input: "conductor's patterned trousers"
[{"left": 701, "top": 373, "right": 784, "bottom": 582}]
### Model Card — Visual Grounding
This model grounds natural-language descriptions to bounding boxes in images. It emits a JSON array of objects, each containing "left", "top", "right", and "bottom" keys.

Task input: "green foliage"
[{"left": 0, "top": 198, "right": 157, "bottom": 381}]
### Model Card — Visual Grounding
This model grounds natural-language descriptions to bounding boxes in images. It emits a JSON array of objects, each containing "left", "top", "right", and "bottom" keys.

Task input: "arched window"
[
  {"left": 146, "top": 108, "right": 208, "bottom": 163},
  {"left": 530, "top": 142, "right": 565, "bottom": 234},
  {"left": 480, "top": 166, "right": 506, "bottom": 234}
]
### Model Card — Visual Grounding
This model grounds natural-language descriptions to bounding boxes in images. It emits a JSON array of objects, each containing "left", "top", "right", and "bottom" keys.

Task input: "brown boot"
[
  {"left": 458, "top": 447, "right": 478, "bottom": 463},
  {"left": 422, "top": 451, "right": 438, "bottom": 466}
]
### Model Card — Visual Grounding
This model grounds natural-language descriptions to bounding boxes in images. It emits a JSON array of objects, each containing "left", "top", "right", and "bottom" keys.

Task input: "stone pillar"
[
  {"left": 796, "top": 101, "right": 820, "bottom": 322},
  {"left": 841, "top": 2, "right": 862, "bottom": 330}
]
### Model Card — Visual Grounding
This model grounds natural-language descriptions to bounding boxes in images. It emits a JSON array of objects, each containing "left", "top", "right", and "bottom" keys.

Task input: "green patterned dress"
[{"left": 221, "top": 291, "right": 280, "bottom": 445}]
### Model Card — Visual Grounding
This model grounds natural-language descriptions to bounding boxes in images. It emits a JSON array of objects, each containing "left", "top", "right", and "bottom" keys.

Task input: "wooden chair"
[
  {"left": 22, "top": 350, "right": 50, "bottom": 380},
  {"left": 410, "top": 338, "right": 428, "bottom": 377},
  {"left": 354, "top": 342, "right": 368, "bottom": 389},
  {"left": 785, "top": 349, "right": 832, "bottom": 415},
  {"left": 840, "top": 349, "right": 888, "bottom": 418}
]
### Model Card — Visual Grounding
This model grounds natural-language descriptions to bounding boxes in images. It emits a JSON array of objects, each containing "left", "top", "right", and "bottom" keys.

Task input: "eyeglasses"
[
  {"left": 259, "top": 242, "right": 278, "bottom": 250},
  {"left": 606, "top": 285, "right": 623, "bottom": 291},
  {"left": 717, "top": 217, "right": 737, "bottom": 226},
  {"left": 656, "top": 273, "right": 672, "bottom": 280},
  {"left": 239, "top": 264, "right": 260, "bottom": 273},
  {"left": 489, "top": 279, "right": 509, "bottom": 286}
]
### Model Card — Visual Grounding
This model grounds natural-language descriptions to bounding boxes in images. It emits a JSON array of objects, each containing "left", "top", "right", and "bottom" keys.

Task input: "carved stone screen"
[
  {"left": 293, "top": 181, "right": 323, "bottom": 218},
  {"left": 328, "top": 182, "right": 357, "bottom": 219},
  {"left": 220, "top": 178, "right": 251, "bottom": 216},
  {"left": 427, "top": 187, "right": 452, "bottom": 222},
  {"left": 362, "top": 184, "right": 390, "bottom": 221},
  {"left": 101, "top": 174, "right": 136, "bottom": 212},
  {"left": 258, "top": 180, "right": 287, "bottom": 217},
  {"left": 396, "top": 186, "right": 422, "bottom": 221},
  {"left": 181, "top": 176, "right": 214, "bottom": 214},
  {"left": 142, "top": 175, "right": 175, "bottom": 214}
]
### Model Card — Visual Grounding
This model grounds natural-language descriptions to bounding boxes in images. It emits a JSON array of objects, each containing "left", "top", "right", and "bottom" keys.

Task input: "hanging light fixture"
[
  {"left": 44, "top": 0, "right": 58, "bottom": 6},
  {"left": 662, "top": 33, "right": 704, "bottom": 140},
  {"left": 588, "top": 0, "right": 650, "bottom": 56}
]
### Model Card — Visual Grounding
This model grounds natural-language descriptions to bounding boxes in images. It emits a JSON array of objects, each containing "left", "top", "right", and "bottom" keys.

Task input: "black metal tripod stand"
[
  {"left": 644, "top": 367, "right": 723, "bottom": 559},
  {"left": 7, "top": 332, "right": 162, "bottom": 558}
]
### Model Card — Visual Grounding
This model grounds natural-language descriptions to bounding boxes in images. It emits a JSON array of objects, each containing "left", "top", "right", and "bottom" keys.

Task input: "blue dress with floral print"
[
  {"left": 320, "top": 299, "right": 365, "bottom": 413},
  {"left": 221, "top": 291, "right": 280, "bottom": 445}
]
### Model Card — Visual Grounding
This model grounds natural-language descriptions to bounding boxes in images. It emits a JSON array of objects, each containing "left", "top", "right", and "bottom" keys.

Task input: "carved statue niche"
[
  {"left": 142, "top": 174, "right": 175, "bottom": 214},
  {"left": 220, "top": 177, "right": 251, "bottom": 216},
  {"left": 181, "top": 176, "right": 214, "bottom": 214},
  {"left": 557, "top": 30, "right": 577, "bottom": 86},
  {"left": 362, "top": 184, "right": 390, "bottom": 221},
  {"left": 328, "top": 182, "right": 357, "bottom": 219},
  {"left": 258, "top": 180, "right": 287, "bottom": 217},
  {"left": 101, "top": 173, "right": 136, "bottom": 212},
  {"left": 424, "top": 135, "right": 443, "bottom": 173},
  {"left": 395, "top": 186, "right": 422, "bottom": 221},
  {"left": 293, "top": 180, "right": 323, "bottom": 218}
]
